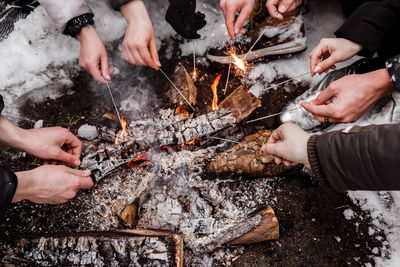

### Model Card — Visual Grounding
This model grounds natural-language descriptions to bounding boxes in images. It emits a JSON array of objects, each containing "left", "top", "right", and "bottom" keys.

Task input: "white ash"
[
  {"left": 33, "top": 119, "right": 43, "bottom": 128},
  {"left": 78, "top": 124, "right": 98, "bottom": 141}
]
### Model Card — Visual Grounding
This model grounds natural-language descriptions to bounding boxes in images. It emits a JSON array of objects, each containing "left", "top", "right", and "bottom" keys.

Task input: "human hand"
[
  {"left": 309, "top": 38, "right": 362, "bottom": 76},
  {"left": 77, "top": 25, "right": 113, "bottom": 83},
  {"left": 20, "top": 127, "right": 83, "bottom": 167},
  {"left": 166, "top": 0, "right": 206, "bottom": 39},
  {"left": 12, "top": 165, "right": 93, "bottom": 204},
  {"left": 220, "top": 0, "right": 255, "bottom": 40},
  {"left": 301, "top": 69, "right": 396, "bottom": 123},
  {"left": 121, "top": 0, "right": 161, "bottom": 69},
  {"left": 262, "top": 122, "right": 310, "bottom": 167},
  {"left": 266, "top": 0, "right": 302, "bottom": 20}
]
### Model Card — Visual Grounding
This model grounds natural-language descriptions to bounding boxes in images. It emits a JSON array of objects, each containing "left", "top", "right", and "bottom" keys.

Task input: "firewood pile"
[{"left": 0, "top": 65, "right": 307, "bottom": 266}]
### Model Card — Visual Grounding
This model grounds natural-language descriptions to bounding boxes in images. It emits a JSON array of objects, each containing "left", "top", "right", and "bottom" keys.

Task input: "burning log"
[
  {"left": 0, "top": 230, "right": 183, "bottom": 267},
  {"left": 196, "top": 206, "right": 279, "bottom": 252},
  {"left": 119, "top": 202, "right": 138, "bottom": 228},
  {"left": 85, "top": 109, "right": 236, "bottom": 181},
  {"left": 207, "top": 130, "right": 295, "bottom": 177},
  {"left": 165, "top": 65, "right": 197, "bottom": 109},
  {"left": 218, "top": 85, "right": 261, "bottom": 123}
]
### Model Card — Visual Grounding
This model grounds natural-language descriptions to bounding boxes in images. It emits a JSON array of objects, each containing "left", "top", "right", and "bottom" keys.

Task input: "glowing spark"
[
  {"left": 176, "top": 105, "right": 189, "bottom": 117},
  {"left": 211, "top": 74, "right": 222, "bottom": 110},
  {"left": 231, "top": 53, "right": 245, "bottom": 71}
]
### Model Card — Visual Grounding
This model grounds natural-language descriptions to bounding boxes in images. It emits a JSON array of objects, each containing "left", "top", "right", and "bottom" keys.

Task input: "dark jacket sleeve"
[
  {"left": 0, "top": 166, "right": 18, "bottom": 220},
  {"left": 307, "top": 123, "right": 400, "bottom": 192},
  {"left": 335, "top": 0, "right": 400, "bottom": 60},
  {"left": 109, "top": 0, "right": 131, "bottom": 10},
  {"left": 386, "top": 55, "right": 400, "bottom": 91}
]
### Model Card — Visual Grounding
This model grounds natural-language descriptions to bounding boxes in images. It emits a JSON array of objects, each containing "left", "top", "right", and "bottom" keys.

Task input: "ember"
[
  {"left": 211, "top": 74, "right": 222, "bottom": 110},
  {"left": 127, "top": 150, "right": 149, "bottom": 167},
  {"left": 176, "top": 105, "right": 189, "bottom": 117},
  {"left": 114, "top": 116, "right": 128, "bottom": 144},
  {"left": 231, "top": 53, "right": 246, "bottom": 71}
]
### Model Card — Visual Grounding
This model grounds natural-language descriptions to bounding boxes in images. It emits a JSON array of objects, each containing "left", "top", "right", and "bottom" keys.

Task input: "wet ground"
[{"left": 0, "top": 37, "right": 387, "bottom": 266}]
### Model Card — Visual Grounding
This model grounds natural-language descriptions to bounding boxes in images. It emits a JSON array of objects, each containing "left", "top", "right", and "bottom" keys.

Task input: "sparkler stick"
[
  {"left": 246, "top": 106, "right": 301, "bottom": 124},
  {"left": 159, "top": 68, "right": 196, "bottom": 112},
  {"left": 192, "top": 42, "right": 196, "bottom": 79},
  {"left": 243, "top": 28, "right": 266, "bottom": 61},
  {"left": 106, "top": 83, "right": 123, "bottom": 128},
  {"left": 263, "top": 71, "right": 311, "bottom": 91},
  {"left": 224, "top": 61, "right": 231, "bottom": 95},
  {"left": 209, "top": 136, "right": 240, "bottom": 144}
]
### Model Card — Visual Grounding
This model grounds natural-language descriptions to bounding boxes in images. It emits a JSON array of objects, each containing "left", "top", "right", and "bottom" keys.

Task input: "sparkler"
[
  {"left": 224, "top": 61, "right": 231, "bottom": 95},
  {"left": 159, "top": 68, "right": 196, "bottom": 112},
  {"left": 209, "top": 136, "right": 240, "bottom": 144},
  {"left": 243, "top": 28, "right": 266, "bottom": 61},
  {"left": 263, "top": 71, "right": 311, "bottom": 91},
  {"left": 105, "top": 83, "right": 123, "bottom": 129},
  {"left": 192, "top": 42, "right": 197, "bottom": 80},
  {"left": 246, "top": 106, "right": 301, "bottom": 124}
]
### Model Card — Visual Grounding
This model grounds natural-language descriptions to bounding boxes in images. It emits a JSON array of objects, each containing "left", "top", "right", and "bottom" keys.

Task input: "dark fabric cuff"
[
  {"left": 0, "top": 166, "right": 18, "bottom": 221},
  {"left": 307, "top": 135, "right": 330, "bottom": 189},
  {"left": 386, "top": 55, "right": 400, "bottom": 91},
  {"left": 110, "top": 0, "right": 132, "bottom": 10},
  {"left": 0, "top": 94, "right": 4, "bottom": 114},
  {"left": 63, "top": 13, "right": 94, "bottom": 38}
]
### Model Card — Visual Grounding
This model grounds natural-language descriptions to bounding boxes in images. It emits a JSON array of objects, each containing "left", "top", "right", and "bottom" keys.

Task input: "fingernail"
[
  {"left": 314, "top": 65, "right": 322, "bottom": 73},
  {"left": 84, "top": 170, "right": 91, "bottom": 176},
  {"left": 235, "top": 28, "right": 239, "bottom": 35},
  {"left": 278, "top": 5, "right": 286, "bottom": 13},
  {"left": 74, "top": 159, "right": 81, "bottom": 166},
  {"left": 156, "top": 59, "right": 161, "bottom": 67},
  {"left": 106, "top": 74, "right": 111, "bottom": 80}
]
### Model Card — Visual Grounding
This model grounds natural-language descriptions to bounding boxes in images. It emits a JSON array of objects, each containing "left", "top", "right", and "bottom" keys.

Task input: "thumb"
[
  {"left": 265, "top": 143, "right": 279, "bottom": 156},
  {"left": 150, "top": 37, "right": 161, "bottom": 68},
  {"left": 56, "top": 149, "right": 81, "bottom": 167},
  {"left": 301, "top": 101, "right": 332, "bottom": 117},
  {"left": 312, "top": 87, "right": 335, "bottom": 105},
  {"left": 101, "top": 54, "right": 111, "bottom": 81},
  {"left": 314, "top": 55, "right": 339, "bottom": 74}
]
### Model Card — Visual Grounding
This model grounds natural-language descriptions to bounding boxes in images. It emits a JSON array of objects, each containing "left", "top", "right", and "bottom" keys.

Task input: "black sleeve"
[
  {"left": 109, "top": 0, "right": 131, "bottom": 10},
  {"left": 63, "top": 13, "right": 95, "bottom": 38},
  {"left": 307, "top": 124, "right": 400, "bottom": 192},
  {"left": 0, "top": 165, "right": 18, "bottom": 220},
  {"left": 335, "top": 0, "right": 400, "bottom": 59},
  {"left": 386, "top": 55, "right": 400, "bottom": 91}
]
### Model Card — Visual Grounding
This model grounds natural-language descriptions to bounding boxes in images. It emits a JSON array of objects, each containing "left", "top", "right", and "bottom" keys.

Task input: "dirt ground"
[{"left": 0, "top": 39, "right": 387, "bottom": 266}]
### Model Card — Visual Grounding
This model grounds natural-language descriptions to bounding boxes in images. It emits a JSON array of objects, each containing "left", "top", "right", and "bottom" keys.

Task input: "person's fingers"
[
  {"left": 150, "top": 37, "right": 161, "bottom": 68},
  {"left": 315, "top": 56, "right": 340, "bottom": 75},
  {"left": 234, "top": 4, "right": 252, "bottom": 36},
  {"left": 265, "top": 143, "right": 279, "bottom": 156},
  {"left": 274, "top": 156, "right": 282, "bottom": 165},
  {"left": 132, "top": 50, "right": 145, "bottom": 66},
  {"left": 278, "top": 0, "right": 295, "bottom": 13},
  {"left": 301, "top": 101, "right": 334, "bottom": 118},
  {"left": 88, "top": 63, "right": 107, "bottom": 83},
  {"left": 139, "top": 46, "right": 158, "bottom": 69},
  {"left": 220, "top": 0, "right": 226, "bottom": 13},
  {"left": 266, "top": 0, "right": 284, "bottom": 20},
  {"left": 225, "top": 4, "right": 236, "bottom": 39},
  {"left": 282, "top": 159, "right": 293, "bottom": 167},
  {"left": 78, "top": 177, "right": 94, "bottom": 189},
  {"left": 309, "top": 45, "right": 326, "bottom": 75},
  {"left": 286, "top": 0, "right": 298, "bottom": 12},
  {"left": 124, "top": 47, "right": 136, "bottom": 65},
  {"left": 310, "top": 87, "right": 335, "bottom": 106},
  {"left": 64, "top": 167, "right": 91, "bottom": 177},
  {"left": 100, "top": 54, "right": 111, "bottom": 82},
  {"left": 54, "top": 149, "right": 80, "bottom": 166},
  {"left": 62, "top": 132, "right": 82, "bottom": 162}
]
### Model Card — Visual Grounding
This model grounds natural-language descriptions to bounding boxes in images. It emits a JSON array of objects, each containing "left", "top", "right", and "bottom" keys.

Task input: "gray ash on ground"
[{"left": 0, "top": 56, "right": 388, "bottom": 266}]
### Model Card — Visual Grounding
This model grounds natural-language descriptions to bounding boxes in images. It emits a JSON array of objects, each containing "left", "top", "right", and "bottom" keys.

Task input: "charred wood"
[{"left": 165, "top": 65, "right": 197, "bottom": 109}]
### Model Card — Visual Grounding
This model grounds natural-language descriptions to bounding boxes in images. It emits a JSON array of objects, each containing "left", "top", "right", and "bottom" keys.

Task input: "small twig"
[
  {"left": 243, "top": 28, "right": 266, "bottom": 61},
  {"left": 224, "top": 62, "right": 231, "bottom": 95}
]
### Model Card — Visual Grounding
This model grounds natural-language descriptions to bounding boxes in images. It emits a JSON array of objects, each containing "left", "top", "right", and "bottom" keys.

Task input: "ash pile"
[{"left": 0, "top": 64, "right": 308, "bottom": 266}]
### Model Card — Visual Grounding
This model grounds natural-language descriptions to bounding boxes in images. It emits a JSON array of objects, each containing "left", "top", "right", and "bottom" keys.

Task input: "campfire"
[{"left": 0, "top": 53, "right": 308, "bottom": 266}]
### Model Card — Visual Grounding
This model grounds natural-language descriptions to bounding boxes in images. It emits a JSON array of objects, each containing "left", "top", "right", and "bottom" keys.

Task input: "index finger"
[
  {"left": 225, "top": 4, "right": 236, "bottom": 39},
  {"left": 266, "top": 0, "right": 284, "bottom": 20},
  {"left": 79, "top": 177, "right": 94, "bottom": 189},
  {"left": 63, "top": 132, "right": 82, "bottom": 159},
  {"left": 301, "top": 101, "right": 334, "bottom": 117},
  {"left": 139, "top": 46, "right": 158, "bottom": 70},
  {"left": 267, "top": 127, "right": 282, "bottom": 144},
  {"left": 309, "top": 45, "right": 324, "bottom": 75},
  {"left": 88, "top": 63, "right": 107, "bottom": 84}
]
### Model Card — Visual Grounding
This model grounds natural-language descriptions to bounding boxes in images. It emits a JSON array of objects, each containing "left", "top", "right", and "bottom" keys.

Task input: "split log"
[
  {"left": 119, "top": 202, "right": 138, "bottom": 228},
  {"left": 207, "top": 130, "right": 295, "bottom": 177},
  {"left": 0, "top": 230, "right": 183, "bottom": 267},
  {"left": 165, "top": 65, "right": 197, "bottom": 109},
  {"left": 199, "top": 206, "right": 279, "bottom": 252},
  {"left": 218, "top": 85, "right": 261, "bottom": 123}
]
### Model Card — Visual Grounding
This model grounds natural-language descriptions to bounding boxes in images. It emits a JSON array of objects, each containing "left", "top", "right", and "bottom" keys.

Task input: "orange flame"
[
  {"left": 192, "top": 70, "right": 198, "bottom": 81},
  {"left": 176, "top": 105, "right": 189, "bottom": 117},
  {"left": 127, "top": 150, "right": 150, "bottom": 167},
  {"left": 186, "top": 134, "right": 196, "bottom": 145},
  {"left": 114, "top": 116, "right": 128, "bottom": 144},
  {"left": 231, "top": 53, "right": 245, "bottom": 71},
  {"left": 211, "top": 74, "right": 222, "bottom": 110},
  {"left": 103, "top": 113, "right": 117, "bottom": 120}
]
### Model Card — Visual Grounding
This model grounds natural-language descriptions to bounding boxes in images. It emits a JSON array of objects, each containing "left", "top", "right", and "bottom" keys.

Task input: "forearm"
[
  {"left": 308, "top": 123, "right": 400, "bottom": 191},
  {"left": 0, "top": 116, "right": 28, "bottom": 151},
  {"left": 110, "top": 0, "right": 133, "bottom": 10},
  {"left": 120, "top": 0, "right": 148, "bottom": 24}
]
